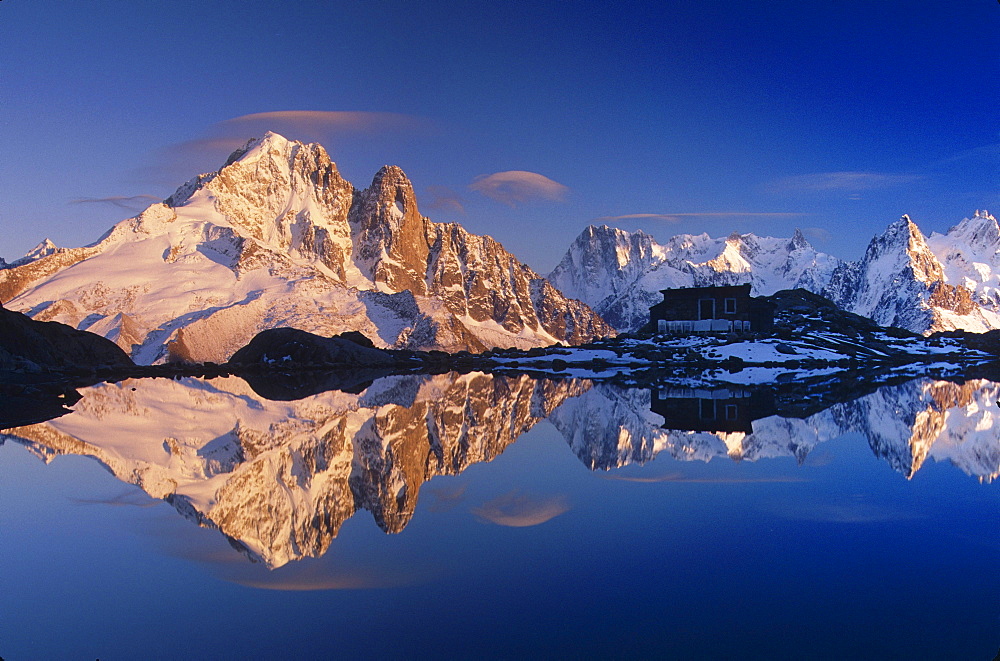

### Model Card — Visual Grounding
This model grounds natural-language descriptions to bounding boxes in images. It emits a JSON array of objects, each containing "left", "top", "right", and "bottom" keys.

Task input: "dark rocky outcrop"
[
  {"left": 766, "top": 288, "right": 905, "bottom": 335},
  {"left": 0, "top": 302, "right": 133, "bottom": 372},
  {"left": 227, "top": 328, "right": 399, "bottom": 368}
]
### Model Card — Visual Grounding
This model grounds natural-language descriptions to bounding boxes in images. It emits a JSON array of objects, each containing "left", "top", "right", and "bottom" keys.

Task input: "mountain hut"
[{"left": 649, "top": 283, "right": 774, "bottom": 334}]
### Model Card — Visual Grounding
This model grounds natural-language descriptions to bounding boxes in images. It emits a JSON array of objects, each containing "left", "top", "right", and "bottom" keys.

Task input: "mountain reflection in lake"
[{"left": 1, "top": 372, "right": 998, "bottom": 659}]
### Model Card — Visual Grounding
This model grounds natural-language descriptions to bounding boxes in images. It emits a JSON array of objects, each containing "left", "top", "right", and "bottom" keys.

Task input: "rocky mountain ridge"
[
  {"left": 825, "top": 213, "right": 1000, "bottom": 333},
  {"left": 0, "top": 133, "right": 611, "bottom": 364},
  {"left": 2, "top": 129, "right": 995, "bottom": 345},
  {"left": 550, "top": 211, "right": 1000, "bottom": 335}
]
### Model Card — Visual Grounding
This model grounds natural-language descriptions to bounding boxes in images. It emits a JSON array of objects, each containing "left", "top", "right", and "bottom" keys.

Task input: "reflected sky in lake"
[{"left": 1, "top": 372, "right": 998, "bottom": 659}]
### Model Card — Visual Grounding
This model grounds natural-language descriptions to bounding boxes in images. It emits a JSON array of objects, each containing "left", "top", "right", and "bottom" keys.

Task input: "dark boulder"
[{"left": 227, "top": 327, "right": 396, "bottom": 367}]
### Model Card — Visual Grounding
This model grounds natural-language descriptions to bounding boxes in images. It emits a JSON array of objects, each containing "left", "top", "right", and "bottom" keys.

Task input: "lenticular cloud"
[{"left": 469, "top": 170, "right": 569, "bottom": 206}]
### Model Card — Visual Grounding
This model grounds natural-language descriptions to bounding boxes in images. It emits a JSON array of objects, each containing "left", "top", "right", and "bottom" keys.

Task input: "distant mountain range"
[
  {"left": 549, "top": 210, "right": 1000, "bottom": 334},
  {"left": 0, "top": 131, "right": 995, "bottom": 363}
]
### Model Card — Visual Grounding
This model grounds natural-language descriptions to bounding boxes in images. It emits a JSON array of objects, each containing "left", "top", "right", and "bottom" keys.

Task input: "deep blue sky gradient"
[{"left": 1, "top": 0, "right": 997, "bottom": 270}]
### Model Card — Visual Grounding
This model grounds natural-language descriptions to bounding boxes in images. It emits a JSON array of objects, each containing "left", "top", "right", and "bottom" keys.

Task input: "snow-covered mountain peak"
[
  {"left": 854, "top": 215, "right": 941, "bottom": 284},
  {"left": 936, "top": 210, "right": 1000, "bottom": 252},
  {"left": 823, "top": 213, "right": 1000, "bottom": 333},
  {"left": 546, "top": 224, "right": 663, "bottom": 307},
  {"left": 788, "top": 228, "right": 810, "bottom": 252},
  {"left": 22, "top": 238, "right": 59, "bottom": 261},
  {"left": 1, "top": 132, "right": 610, "bottom": 360},
  {"left": 4, "top": 238, "right": 63, "bottom": 269},
  {"left": 549, "top": 225, "right": 841, "bottom": 331},
  {"left": 923, "top": 210, "right": 1000, "bottom": 314}
]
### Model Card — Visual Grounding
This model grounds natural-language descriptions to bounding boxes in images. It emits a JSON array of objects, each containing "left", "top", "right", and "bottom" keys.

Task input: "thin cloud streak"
[
  {"left": 931, "top": 142, "right": 1000, "bottom": 167},
  {"left": 768, "top": 171, "right": 922, "bottom": 194},
  {"left": 139, "top": 110, "right": 430, "bottom": 185},
  {"left": 165, "top": 136, "right": 250, "bottom": 159},
  {"left": 70, "top": 194, "right": 162, "bottom": 210},
  {"left": 226, "top": 570, "right": 428, "bottom": 591},
  {"left": 469, "top": 170, "right": 569, "bottom": 206},
  {"left": 71, "top": 490, "right": 159, "bottom": 507},
  {"left": 424, "top": 185, "right": 465, "bottom": 214},
  {"left": 425, "top": 483, "right": 469, "bottom": 512},
  {"left": 603, "top": 472, "right": 807, "bottom": 484},
  {"left": 775, "top": 503, "right": 925, "bottom": 524},
  {"left": 595, "top": 212, "right": 810, "bottom": 224},
  {"left": 220, "top": 110, "right": 428, "bottom": 134},
  {"left": 802, "top": 227, "right": 833, "bottom": 243}
]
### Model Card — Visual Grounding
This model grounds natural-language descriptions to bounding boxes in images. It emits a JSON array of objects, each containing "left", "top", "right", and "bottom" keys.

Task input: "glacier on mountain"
[{"left": 2, "top": 128, "right": 996, "bottom": 347}]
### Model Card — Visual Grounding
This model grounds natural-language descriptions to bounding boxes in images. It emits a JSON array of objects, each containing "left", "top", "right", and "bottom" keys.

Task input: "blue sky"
[{"left": 1, "top": 0, "right": 996, "bottom": 271}]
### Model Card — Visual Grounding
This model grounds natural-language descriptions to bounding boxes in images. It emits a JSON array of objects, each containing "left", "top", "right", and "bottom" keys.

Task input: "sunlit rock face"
[
  {"left": 3, "top": 373, "right": 587, "bottom": 567},
  {"left": 823, "top": 215, "right": 996, "bottom": 334},
  {"left": 0, "top": 133, "right": 611, "bottom": 364}
]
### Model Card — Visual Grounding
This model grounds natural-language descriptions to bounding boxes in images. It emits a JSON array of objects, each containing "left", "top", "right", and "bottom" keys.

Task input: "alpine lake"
[{"left": 1, "top": 364, "right": 998, "bottom": 660}]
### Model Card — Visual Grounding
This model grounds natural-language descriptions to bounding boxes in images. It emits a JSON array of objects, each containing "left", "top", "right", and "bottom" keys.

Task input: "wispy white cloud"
[
  {"left": 70, "top": 194, "right": 161, "bottom": 210},
  {"left": 423, "top": 185, "right": 465, "bottom": 214},
  {"left": 802, "top": 227, "right": 833, "bottom": 243},
  {"left": 594, "top": 212, "right": 809, "bottom": 224},
  {"left": 219, "top": 110, "right": 428, "bottom": 137},
  {"left": 602, "top": 472, "right": 806, "bottom": 484},
  {"left": 768, "top": 171, "right": 922, "bottom": 194},
  {"left": 472, "top": 490, "right": 570, "bottom": 527},
  {"left": 424, "top": 483, "right": 469, "bottom": 512},
  {"left": 137, "top": 110, "right": 429, "bottom": 185},
  {"left": 468, "top": 170, "right": 569, "bottom": 206},
  {"left": 932, "top": 142, "right": 1000, "bottom": 167}
]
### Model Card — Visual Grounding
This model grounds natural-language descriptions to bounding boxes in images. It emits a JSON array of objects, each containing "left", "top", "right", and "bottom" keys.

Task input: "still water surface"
[{"left": 1, "top": 373, "right": 998, "bottom": 659}]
